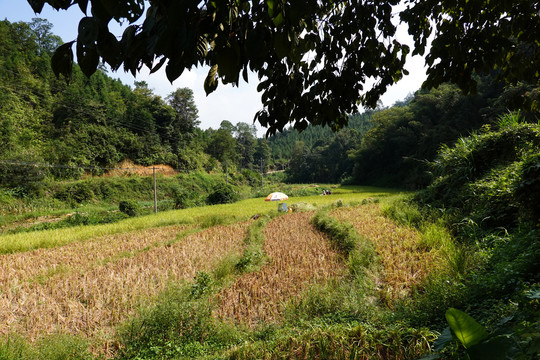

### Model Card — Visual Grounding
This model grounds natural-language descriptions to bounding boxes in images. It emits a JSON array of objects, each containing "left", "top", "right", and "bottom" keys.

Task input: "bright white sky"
[{"left": 1, "top": 0, "right": 427, "bottom": 137}]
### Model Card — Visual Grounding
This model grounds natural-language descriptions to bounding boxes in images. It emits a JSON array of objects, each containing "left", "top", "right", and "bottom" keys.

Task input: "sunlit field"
[
  {"left": 0, "top": 185, "right": 401, "bottom": 254},
  {"left": 0, "top": 185, "right": 444, "bottom": 358}
]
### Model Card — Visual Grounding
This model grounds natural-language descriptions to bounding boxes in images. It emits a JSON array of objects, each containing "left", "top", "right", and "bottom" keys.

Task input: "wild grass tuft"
[
  {"left": 0, "top": 335, "right": 30, "bottom": 360},
  {"left": 418, "top": 221, "right": 453, "bottom": 251},
  {"left": 381, "top": 197, "right": 423, "bottom": 228},
  {"left": 0, "top": 334, "right": 93, "bottom": 360},
  {"left": 197, "top": 213, "right": 233, "bottom": 228},
  {"left": 312, "top": 210, "right": 377, "bottom": 274}
]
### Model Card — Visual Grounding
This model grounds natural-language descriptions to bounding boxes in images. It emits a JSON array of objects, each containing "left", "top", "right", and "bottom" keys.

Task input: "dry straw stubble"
[
  {"left": 0, "top": 222, "right": 248, "bottom": 349},
  {"left": 330, "top": 204, "right": 444, "bottom": 302},
  {"left": 216, "top": 212, "right": 347, "bottom": 326}
]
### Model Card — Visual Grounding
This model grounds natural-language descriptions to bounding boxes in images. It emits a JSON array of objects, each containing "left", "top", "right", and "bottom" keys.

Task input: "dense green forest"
[
  {"left": 0, "top": 19, "right": 273, "bottom": 191},
  {"left": 3, "top": 18, "right": 538, "bottom": 194}
]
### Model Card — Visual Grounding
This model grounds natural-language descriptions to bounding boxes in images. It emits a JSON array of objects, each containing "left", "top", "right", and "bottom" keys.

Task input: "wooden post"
[
  {"left": 260, "top": 159, "right": 264, "bottom": 191},
  {"left": 153, "top": 166, "right": 158, "bottom": 213}
]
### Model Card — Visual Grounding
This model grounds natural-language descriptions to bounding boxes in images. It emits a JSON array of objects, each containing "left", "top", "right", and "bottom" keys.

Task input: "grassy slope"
[{"left": 0, "top": 186, "right": 403, "bottom": 254}]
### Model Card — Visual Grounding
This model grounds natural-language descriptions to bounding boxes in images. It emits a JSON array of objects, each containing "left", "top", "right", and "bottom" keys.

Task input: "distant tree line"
[{"left": 279, "top": 77, "right": 538, "bottom": 188}]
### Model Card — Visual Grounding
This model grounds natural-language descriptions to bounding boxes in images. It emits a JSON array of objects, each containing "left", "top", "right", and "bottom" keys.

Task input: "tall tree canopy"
[{"left": 26, "top": 0, "right": 540, "bottom": 135}]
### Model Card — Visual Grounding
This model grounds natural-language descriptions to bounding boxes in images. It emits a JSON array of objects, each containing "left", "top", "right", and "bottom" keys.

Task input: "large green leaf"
[
  {"left": 467, "top": 335, "right": 515, "bottom": 360},
  {"left": 49, "top": 0, "right": 71, "bottom": 9},
  {"left": 165, "top": 58, "right": 185, "bottom": 82},
  {"left": 76, "top": 41, "right": 99, "bottom": 77},
  {"left": 446, "top": 308, "right": 488, "bottom": 349},
  {"left": 97, "top": 31, "right": 123, "bottom": 70},
  {"left": 204, "top": 64, "right": 219, "bottom": 95},
  {"left": 77, "top": 17, "right": 99, "bottom": 45},
  {"left": 51, "top": 41, "right": 74, "bottom": 79},
  {"left": 77, "top": 0, "right": 89, "bottom": 14}
]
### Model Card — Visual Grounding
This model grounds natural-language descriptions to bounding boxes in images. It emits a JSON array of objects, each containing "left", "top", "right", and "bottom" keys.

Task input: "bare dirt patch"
[{"left": 103, "top": 159, "right": 177, "bottom": 177}]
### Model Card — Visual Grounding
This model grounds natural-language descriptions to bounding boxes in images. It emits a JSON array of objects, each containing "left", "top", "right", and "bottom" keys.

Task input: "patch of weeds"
[
  {"left": 393, "top": 273, "right": 469, "bottom": 329},
  {"left": 190, "top": 272, "right": 214, "bottom": 299},
  {"left": 0, "top": 335, "right": 32, "bottom": 360},
  {"left": 165, "top": 228, "right": 199, "bottom": 247},
  {"left": 289, "top": 202, "right": 317, "bottom": 212},
  {"left": 285, "top": 278, "right": 378, "bottom": 325},
  {"left": 116, "top": 277, "right": 244, "bottom": 360},
  {"left": 31, "top": 264, "right": 73, "bottom": 285},
  {"left": 212, "top": 253, "right": 242, "bottom": 283},
  {"left": 198, "top": 214, "right": 233, "bottom": 228},
  {"left": 234, "top": 215, "right": 270, "bottom": 273},
  {"left": 0, "top": 333, "right": 94, "bottom": 360},
  {"left": 34, "top": 333, "right": 93, "bottom": 360},
  {"left": 224, "top": 323, "right": 435, "bottom": 360},
  {"left": 382, "top": 197, "right": 423, "bottom": 228}
]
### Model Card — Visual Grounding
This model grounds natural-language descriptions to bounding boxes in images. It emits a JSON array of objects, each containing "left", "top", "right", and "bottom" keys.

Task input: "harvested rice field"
[
  {"left": 215, "top": 212, "right": 347, "bottom": 326},
  {"left": 0, "top": 188, "right": 450, "bottom": 359},
  {"left": 0, "top": 222, "right": 248, "bottom": 347},
  {"left": 329, "top": 204, "right": 444, "bottom": 302}
]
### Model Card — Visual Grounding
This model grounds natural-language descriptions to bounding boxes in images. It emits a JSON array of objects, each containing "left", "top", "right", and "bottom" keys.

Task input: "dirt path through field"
[{"left": 215, "top": 212, "right": 347, "bottom": 326}]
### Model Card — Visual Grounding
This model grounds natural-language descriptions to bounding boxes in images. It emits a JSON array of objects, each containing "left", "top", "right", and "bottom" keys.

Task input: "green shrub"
[
  {"left": 0, "top": 154, "right": 48, "bottom": 197},
  {"left": 240, "top": 169, "right": 261, "bottom": 187},
  {"left": 515, "top": 153, "right": 540, "bottom": 224},
  {"left": 172, "top": 187, "right": 203, "bottom": 209},
  {"left": 119, "top": 200, "right": 139, "bottom": 217},
  {"left": 54, "top": 182, "right": 95, "bottom": 204},
  {"left": 206, "top": 183, "right": 239, "bottom": 205},
  {"left": 416, "top": 119, "right": 540, "bottom": 232}
]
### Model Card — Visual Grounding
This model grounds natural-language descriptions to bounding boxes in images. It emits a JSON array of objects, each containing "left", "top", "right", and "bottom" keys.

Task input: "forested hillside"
[
  {"left": 1, "top": 19, "right": 200, "bottom": 172},
  {"left": 0, "top": 19, "right": 277, "bottom": 194}
]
